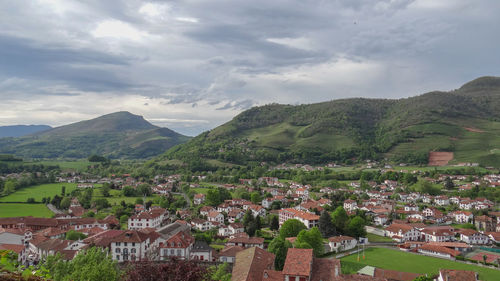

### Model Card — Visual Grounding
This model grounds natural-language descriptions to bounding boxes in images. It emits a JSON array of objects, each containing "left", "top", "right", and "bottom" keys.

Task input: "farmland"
[
  {"left": 340, "top": 247, "right": 500, "bottom": 281},
  {"left": 0, "top": 203, "right": 53, "bottom": 218},
  {"left": 0, "top": 183, "right": 80, "bottom": 202}
]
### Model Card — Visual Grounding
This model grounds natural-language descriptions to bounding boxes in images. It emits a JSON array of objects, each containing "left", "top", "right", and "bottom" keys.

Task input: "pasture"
[
  {"left": 340, "top": 247, "right": 500, "bottom": 281},
  {"left": 0, "top": 203, "right": 53, "bottom": 218}
]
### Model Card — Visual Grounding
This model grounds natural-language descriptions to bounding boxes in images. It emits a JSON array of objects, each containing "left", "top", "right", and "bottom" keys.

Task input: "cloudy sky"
[{"left": 0, "top": 0, "right": 499, "bottom": 136}]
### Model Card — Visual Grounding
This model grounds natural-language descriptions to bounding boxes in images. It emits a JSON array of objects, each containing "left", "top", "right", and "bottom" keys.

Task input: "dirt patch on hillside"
[
  {"left": 449, "top": 137, "right": 459, "bottom": 141},
  {"left": 464, "top": 127, "right": 485, "bottom": 133},
  {"left": 429, "top": 151, "right": 454, "bottom": 166}
]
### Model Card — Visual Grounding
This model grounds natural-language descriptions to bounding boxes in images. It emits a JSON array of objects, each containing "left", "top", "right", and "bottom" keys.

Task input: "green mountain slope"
[
  {"left": 0, "top": 112, "right": 191, "bottom": 159},
  {"left": 162, "top": 76, "right": 500, "bottom": 167}
]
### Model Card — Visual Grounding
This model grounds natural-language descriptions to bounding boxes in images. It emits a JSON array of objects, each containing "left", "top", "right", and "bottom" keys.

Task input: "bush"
[{"left": 26, "top": 198, "right": 36, "bottom": 203}]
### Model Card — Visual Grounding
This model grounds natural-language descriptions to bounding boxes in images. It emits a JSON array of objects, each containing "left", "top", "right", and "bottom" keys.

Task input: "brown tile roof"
[
  {"left": 311, "top": 258, "right": 340, "bottom": 281},
  {"left": 220, "top": 245, "right": 245, "bottom": 257},
  {"left": 373, "top": 268, "right": 420, "bottom": 281},
  {"left": 109, "top": 230, "right": 152, "bottom": 243},
  {"left": 262, "top": 270, "right": 283, "bottom": 281},
  {"left": 328, "top": 235, "right": 355, "bottom": 243},
  {"left": 282, "top": 248, "right": 313, "bottom": 277},
  {"left": 280, "top": 208, "right": 320, "bottom": 221},
  {"left": 385, "top": 223, "right": 414, "bottom": 233},
  {"left": 419, "top": 244, "right": 461, "bottom": 257},
  {"left": 232, "top": 247, "right": 275, "bottom": 281},
  {"left": 162, "top": 231, "right": 194, "bottom": 249},
  {"left": 439, "top": 269, "right": 478, "bottom": 281},
  {"left": 0, "top": 243, "right": 24, "bottom": 254},
  {"left": 228, "top": 236, "right": 265, "bottom": 245}
]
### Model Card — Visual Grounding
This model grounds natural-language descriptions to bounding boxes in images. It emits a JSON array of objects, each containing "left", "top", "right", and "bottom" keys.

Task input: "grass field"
[
  {"left": 366, "top": 233, "right": 394, "bottom": 243},
  {"left": 0, "top": 203, "right": 53, "bottom": 218},
  {"left": 341, "top": 247, "right": 500, "bottom": 281},
  {"left": 0, "top": 183, "right": 80, "bottom": 202},
  {"left": 93, "top": 188, "right": 157, "bottom": 205}
]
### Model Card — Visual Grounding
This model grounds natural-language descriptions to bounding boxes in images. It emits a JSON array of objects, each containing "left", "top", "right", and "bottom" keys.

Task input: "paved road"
[
  {"left": 172, "top": 192, "right": 191, "bottom": 209},
  {"left": 46, "top": 204, "right": 64, "bottom": 214}
]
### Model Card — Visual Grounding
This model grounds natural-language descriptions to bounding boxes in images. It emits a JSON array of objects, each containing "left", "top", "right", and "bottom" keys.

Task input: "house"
[
  {"left": 219, "top": 223, "right": 244, "bottom": 237},
  {"left": 449, "top": 211, "right": 473, "bottom": 224},
  {"left": 193, "top": 194, "right": 206, "bottom": 205},
  {"left": 421, "top": 227, "right": 455, "bottom": 242},
  {"left": 374, "top": 214, "right": 388, "bottom": 226},
  {"left": 110, "top": 230, "right": 160, "bottom": 262},
  {"left": 228, "top": 208, "right": 245, "bottom": 223},
  {"left": 385, "top": 223, "right": 421, "bottom": 242},
  {"left": 191, "top": 219, "right": 213, "bottom": 232},
  {"left": 190, "top": 240, "right": 214, "bottom": 261},
  {"left": 207, "top": 211, "right": 224, "bottom": 224},
  {"left": 279, "top": 208, "right": 320, "bottom": 229},
  {"left": 458, "top": 229, "right": 490, "bottom": 245},
  {"left": 219, "top": 245, "right": 244, "bottom": 264},
  {"left": 434, "top": 196, "right": 450, "bottom": 206},
  {"left": 231, "top": 247, "right": 275, "bottom": 281},
  {"left": 282, "top": 248, "right": 313, "bottom": 281},
  {"left": 328, "top": 236, "right": 357, "bottom": 252},
  {"left": 404, "top": 204, "right": 418, "bottom": 212},
  {"left": 475, "top": 215, "right": 495, "bottom": 232},
  {"left": 417, "top": 244, "right": 460, "bottom": 259},
  {"left": 227, "top": 236, "right": 264, "bottom": 249},
  {"left": 343, "top": 200, "right": 358, "bottom": 212},
  {"left": 459, "top": 200, "right": 473, "bottom": 210},
  {"left": 200, "top": 206, "right": 216, "bottom": 217},
  {"left": 249, "top": 205, "right": 266, "bottom": 218},
  {"left": 160, "top": 230, "right": 194, "bottom": 260},
  {"left": 128, "top": 208, "right": 166, "bottom": 230},
  {"left": 436, "top": 269, "right": 478, "bottom": 281}
]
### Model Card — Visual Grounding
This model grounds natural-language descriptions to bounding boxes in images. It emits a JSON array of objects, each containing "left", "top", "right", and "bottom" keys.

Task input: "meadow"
[
  {"left": 0, "top": 183, "right": 80, "bottom": 202},
  {"left": 340, "top": 247, "right": 500, "bottom": 281},
  {"left": 0, "top": 203, "right": 53, "bottom": 218}
]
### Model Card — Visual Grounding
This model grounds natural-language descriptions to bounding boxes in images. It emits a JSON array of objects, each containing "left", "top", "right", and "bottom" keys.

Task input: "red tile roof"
[
  {"left": 232, "top": 247, "right": 275, "bottom": 281},
  {"left": 220, "top": 245, "right": 245, "bottom": 257},
  {"left": 439, "top": 269, "right": 478, "bottom": 281},
  {"left": 419, "top": 244, "right": 461, "bottom": 257},
  {"left": 282, "top": 248, "right": 313, "bottom": 277}
]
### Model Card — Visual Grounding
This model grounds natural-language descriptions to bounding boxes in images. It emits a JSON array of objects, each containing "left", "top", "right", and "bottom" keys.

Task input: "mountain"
[
  {"left": 162, "top": 76, "right": 500, "bottom": 167},
  {"left": 0, "top": 125, "right": 52, "bottom": 138},
  {"left": 0, "top": 112, "right": 191, "bottom": 159}
]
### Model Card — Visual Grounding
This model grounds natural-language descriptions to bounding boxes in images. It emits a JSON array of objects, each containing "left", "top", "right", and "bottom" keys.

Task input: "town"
[{"left": 1, "top": 160, "right": 499, "bottom": 281}]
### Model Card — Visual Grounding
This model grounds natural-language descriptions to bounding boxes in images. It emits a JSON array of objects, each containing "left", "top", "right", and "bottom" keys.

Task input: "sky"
[{"left": 0, "top": 0, "right": 499, "bottom": 136}]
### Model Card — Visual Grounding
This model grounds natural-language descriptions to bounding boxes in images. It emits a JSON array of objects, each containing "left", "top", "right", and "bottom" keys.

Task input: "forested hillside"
[{"left": 161, "top": 76, "right": 500, "bottom": 167}]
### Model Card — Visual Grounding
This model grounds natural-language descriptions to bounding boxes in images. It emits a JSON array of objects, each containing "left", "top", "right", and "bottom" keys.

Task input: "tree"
[
  {"left": 51, "top": 195, "right": 63, "bottom": 209},
  {"left": 331, "top": 206, "right": 348, "bottom": 234},
  {"left": 270, "top": 215, "right": 279, "bottom": 231},
  {"left": 345, "top": 216, "right": 366, "bottom": 238},
  {"left": 101, "top": 185, "right": 110, "bottom": 197},
  {"left": 43, "top": 247, "right": 122, "bottom": 281},
  {"left": 294, "top": 227, "right": 324, "bottom": 256},
  {"left": 444, "top": 177, "right": 455, "bottom": 190},
  {"left": 208, "top": 262, "right": 231, "bottom": 281},
  {"left": 120, "top": 215, "right": 129, "bottom": 225},
  {"left": 268, "top": 237, "right": 292, "bottom": 270},
  {"left": 483, "top": 254, "right": 487, "bottom": 264},
  {"left": 27, "top": 197, "right": 36, "bottom": 203},
  {"left": 122, "top": 186, "right": 136, "bottom": 197},
  {"left": 93, "top": 198, "right": 110, "bottom": 210},
  {"left": 66, "top": 230, "right": 87, "bottom": 241},
  {"left": 61, "top": 186, "right": 66, "bottom": 196},
  {"left": 250, "top": 192, "right": 262, "bottom": 204},
  {"left": 279, "top": 219, "right": 307, "bottom": 239},
  {"left": 60, "top": 197, "right": 71, "bottom": 209},
  {"left": 413, "top": 276, "right": 433, "bottom": 281},
  {"left": 319, "top": 211, "right": 336, "bottom": 237}
]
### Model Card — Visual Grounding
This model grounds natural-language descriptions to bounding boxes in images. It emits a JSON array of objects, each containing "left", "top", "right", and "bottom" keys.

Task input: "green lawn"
[
  {"left": 0, "top": 203, "right": 53, "bottom": 218},
  {"left": 0, "top": 183, "right": 80, "bottom": 202},
  {"left": 366, "top": 233, "right": 394, "bottom": 243},
  {"left": 341, "top": 247, "right": 500, "bottom": 281},
  {"left": 93, "top": 188, "right": 157, "bottom": 205}
]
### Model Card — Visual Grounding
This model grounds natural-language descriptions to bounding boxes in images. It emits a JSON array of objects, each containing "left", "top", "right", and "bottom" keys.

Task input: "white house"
[
  {"left": 328, "top": 236, "right": 357, "bottom": 252},
  {"left": 207, "top": 211, "right": 224, "bottom": 224},
  {"left": 128, "top": 208, "right": 166, "bottom": 230},
  {"left": 279, "top": 208, "right": 319, "bottom": 229},
  {"left": 343, "top": 200, "right": 358, "bottom": 212},
  {"left": 459, "top": 229, "right": 490, "bottom": 245},
  {"left": 110, "top": 230, "right": 160, "bottom": 262},
  {"left": 385, "top": 223, "right": 421, "bottom": 242},
  {"left": 160, "top": 231, "right": 194, "bottom": 260}
]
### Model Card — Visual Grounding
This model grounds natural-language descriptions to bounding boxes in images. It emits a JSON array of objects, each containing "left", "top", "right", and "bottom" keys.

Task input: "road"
[{"left": 46, "top": 203, "right": 64, "bottom": 215}]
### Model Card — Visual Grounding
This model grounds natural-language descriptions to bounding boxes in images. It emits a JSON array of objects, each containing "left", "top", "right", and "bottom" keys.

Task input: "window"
[
  {"left": 116, "top": 255, "right": 120, "bottom": 260},
  {"left": 116, "top": 242, "right": 121, "bottom": 246},
  {"left": 132, "top": 243, "right": 135, "bottom": 246},
  {"left": 115, "top": 248, "right": 121, "bottom": 253},
  {"left": 124, "top": 242, "right": 127, "bottom": 246},
  {"left": 170, "top": 249, "right": 175, "bottom": 255},
  {"left": 177, "top": 249, "right": 181, "bottom": 256},
  {"left": 131, "top": 248, "right": 136, "bottom": 253}
]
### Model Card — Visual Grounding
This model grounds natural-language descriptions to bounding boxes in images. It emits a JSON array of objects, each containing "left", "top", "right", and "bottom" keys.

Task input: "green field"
[
  {"left": 0, "top": 203, "right": 53, "bottom": 218},
  {"left": 341, "top": 247, "right": 500, "bottom": 281},
  {"left": 366, "top": 233, "right": 393, "bottom": 243},
  {"left": 0, "top": 183, "right": 80, "bottom": 202},
  {"left": 93, "top": 188, "right": 157, "bottom": 205}
]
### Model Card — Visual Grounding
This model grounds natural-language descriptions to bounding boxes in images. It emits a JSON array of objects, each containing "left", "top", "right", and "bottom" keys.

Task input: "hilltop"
[
  {"left": 0, "top": 112, "right": 190, "bottom": 159},
  {"left": 161, "top": 76, "right": 500, "bottom": 167}
]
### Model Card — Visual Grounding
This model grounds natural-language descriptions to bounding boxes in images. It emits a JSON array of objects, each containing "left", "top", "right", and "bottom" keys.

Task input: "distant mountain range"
[
  {"left": 0, "top": 112, "right": 190, "bottom": 159},
  {"left": 0, "top": 125, "right": 52, "bottom": 138},
  {"left": 161, "top": 76, "right": 500, "bottom": 167}
]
